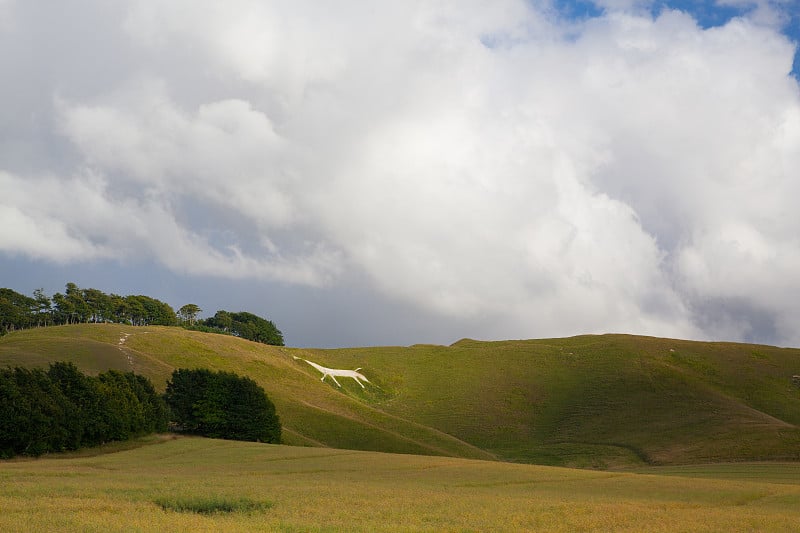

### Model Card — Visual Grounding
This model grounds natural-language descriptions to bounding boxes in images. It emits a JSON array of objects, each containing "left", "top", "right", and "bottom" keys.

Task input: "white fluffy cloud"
[
  {"left": 1, "top": 0, "right": 799, "bottom": 345},
  {"left": 717, "top": 0, "right": 791, "bottom": 28}
]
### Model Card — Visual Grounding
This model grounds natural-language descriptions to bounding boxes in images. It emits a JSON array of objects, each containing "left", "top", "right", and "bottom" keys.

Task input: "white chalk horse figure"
[{"left": 301, "top": 358, "right": 370, "bottom": 389}]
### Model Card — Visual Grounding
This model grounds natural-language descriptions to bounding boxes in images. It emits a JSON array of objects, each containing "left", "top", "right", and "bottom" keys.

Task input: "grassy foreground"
[{"left": 2, "top": 436, "right": 800, "bottom": 532}]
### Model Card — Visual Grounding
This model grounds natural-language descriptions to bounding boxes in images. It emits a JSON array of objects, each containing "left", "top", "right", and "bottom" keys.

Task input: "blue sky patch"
[{"left": 552, "top": 0, "right": 800, "bottom": 78}]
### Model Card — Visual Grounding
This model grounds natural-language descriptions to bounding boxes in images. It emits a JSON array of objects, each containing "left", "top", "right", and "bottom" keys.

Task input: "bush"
[{"left": 154, "top": 495, "right": 272, "bottom": 514}]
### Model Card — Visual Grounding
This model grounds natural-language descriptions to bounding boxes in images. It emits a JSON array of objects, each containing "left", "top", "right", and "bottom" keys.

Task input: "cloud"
[
  {"left": 716, "top": 0, "right": 791, "bottom": 28},
  {"left": 57, "top": 81, "right": 295, "bottom": 228},
  {"left": 2, "top": 1, "right": 799, "bottom": 345},
  {"left": 0, "top": 175, "right": 105, "bottom": 263},
  {"left": 589, "top": 0, "right": 653, "bottom": 12},
  {"left": 0, "top": 167, "right": 338, "bottom": 285}
]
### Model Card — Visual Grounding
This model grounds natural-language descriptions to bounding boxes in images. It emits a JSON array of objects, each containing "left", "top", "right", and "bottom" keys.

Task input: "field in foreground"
[{"left": 1, "top": 437, "right": 800, "bottom": 532}]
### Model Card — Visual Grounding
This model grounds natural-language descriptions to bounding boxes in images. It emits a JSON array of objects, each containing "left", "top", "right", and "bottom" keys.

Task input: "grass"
[
  {"left": 2, "top": 325, "right": 800, "bottom": 468},
  {"left": 0, "top": 325, "right": 489, "bottom": 461},
  {"left": 1, "top": 437, "right": 800, "bottom": 532},
  {"left": 308, "top": 335, "right": 800, "bottom": 466},
  {"left": 3, "top": 325, "right": 800, "bottom": 530},
  {"left": 154, "top": 495, "right": 272, "bottom": 515},
  {"left": 632, "top": 463, "right": 800, "bottom": 484}
]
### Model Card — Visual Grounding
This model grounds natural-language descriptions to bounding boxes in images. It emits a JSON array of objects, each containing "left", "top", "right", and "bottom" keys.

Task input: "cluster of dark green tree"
[
  {"left": 186, "top": 310, "right": 284, "bottom": 346},
  {"left": 1, "top": 285, "right": 285, "bottom": 347},
  {"left": 0, "top": 363, "right": 168, "bottom": 458},
  {"left": 0, "top": 283, "right": 177, "bottom": 333},
  {"left": 164, "top": 368, "right": 281, "bottom": 443}
]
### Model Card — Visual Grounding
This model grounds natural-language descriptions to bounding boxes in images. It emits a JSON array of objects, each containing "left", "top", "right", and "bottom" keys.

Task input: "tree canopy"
[
  {"left": 0, "top": 363, "right": 168, "bottom": 458},
  {"left": 202, "top": 310, "right": 284, "bottom": 346},
  {"left": 177, "top": 303, "right": 202, "bottom": 325},
  {"left": 0, "top": 283, "right": 178, "bottom": 334},
  {"left": 164, "top": 368, "right": 281, "bottom": 443}
]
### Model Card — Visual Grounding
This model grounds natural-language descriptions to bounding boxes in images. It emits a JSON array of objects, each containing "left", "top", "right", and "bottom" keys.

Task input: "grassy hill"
[{"left": 2, "top": 325, "right": 800, "bottom": 468}]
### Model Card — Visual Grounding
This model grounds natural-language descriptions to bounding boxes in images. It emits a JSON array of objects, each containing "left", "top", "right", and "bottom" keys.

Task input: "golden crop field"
[{"left": 2, "top": 436, "right": 800, "bottom": 532}]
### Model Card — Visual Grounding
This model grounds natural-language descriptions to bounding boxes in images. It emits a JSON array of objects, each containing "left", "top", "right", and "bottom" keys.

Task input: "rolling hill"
[{"left": 2, "top": 324, "right": 799, "bottom": 468}]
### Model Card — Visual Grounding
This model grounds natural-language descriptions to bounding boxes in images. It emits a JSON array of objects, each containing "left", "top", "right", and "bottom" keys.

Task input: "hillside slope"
[
  {"left": 0, "top": 325, "right": 492, "bottom": 461},
  {"left": 318, "top": 336, "right": 800, "bottom": 466},
  {"left": 2, "top": 326, "right": 799, "bottom": 467}
]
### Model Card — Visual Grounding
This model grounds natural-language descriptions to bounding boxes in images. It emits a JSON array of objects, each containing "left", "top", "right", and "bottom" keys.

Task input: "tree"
[
  {"left": 0, "top": 362, "right": 169, "bottom": 458},
  {"left": 46, "top": 362, "right": 90, "bottom": 445},
  {"left": 124, "top": 296, "right": 147, "bottom": 326},
  {"left": 66, "top": 282, "right": 90, "bottom": 323},
  {"left": 164, "top": 368, "right": 281, "bottom": 443},
  {"left": 110, "top": 294, "right": 129, "bottom": 324},
  {"left": 82, "top": 288, "right": 113, "bottom": 323},
  {"left": 132, "top": 373, "right": 169, "bottom": 434},
  {"left": 51, "top": 283, "right": 88, "bottom": 324},
  {"left": 135, "top": 295, "right": 178, "bottom": 326},
  {"left": 203, "top": 310, "right": 284, "bottom": 346},
  {"left": 98, "top": 370, "right": 145, "bottom": 440},
  {"left": 162, "top": 368, "right": 212, "bottom": 432},
  {"left": 51, "top": 291, "right": 74, "bottom": 324},
  {"left": 33, "top": 288, "right": 52, "bottom": 327},
  {"left": 123, "top": 295, "right": 177, "bottom": 326},
  {"left": 211, "top": 310, "right": 232, "bottom": 331},
  {"left": 0, "top": 288, "right": 36, "bottom": 332},
  {"left": 1, "top": 285, "right": 284, "bottom": 344},
  {"left": 221, "top": 372, "right": 281, "bottom": 443},
  {"left": 0, "top": 367, "right": 76, "bottom": 456},
  {"left": 178, "top": 304, "right": 202, "bottom": 325}
]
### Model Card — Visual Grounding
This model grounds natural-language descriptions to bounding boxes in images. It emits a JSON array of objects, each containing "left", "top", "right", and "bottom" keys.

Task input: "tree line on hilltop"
[
  {"left": 0, "top": 283, "right": 283, "bottom": 346},
  {"left": 0, "top": 364, "right": 281, "bottom": 459},
  {"left": 0, "top": 284, "right": 175, "bottom": 329},
  {"left": 186, "top": 310, "right": 284, "bottom": 346}
]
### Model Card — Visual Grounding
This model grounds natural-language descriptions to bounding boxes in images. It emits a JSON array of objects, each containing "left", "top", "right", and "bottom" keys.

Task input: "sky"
[{"left": 1, "top": 0, "right": 799, "bottom": 348}]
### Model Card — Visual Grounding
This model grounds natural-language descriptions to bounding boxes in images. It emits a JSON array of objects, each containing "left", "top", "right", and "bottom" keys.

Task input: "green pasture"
[
  {"left": 0, "top": 325, "right": 490, "bottom": 461},
  {"left": 2, "top": 437, "right": 800, "bottom": 532},
  {"left": 2, "top": 325, "right": 800, "bottom": 468},
  {"left": 308, "top": 335, "right": 800, "bottom": 466}
]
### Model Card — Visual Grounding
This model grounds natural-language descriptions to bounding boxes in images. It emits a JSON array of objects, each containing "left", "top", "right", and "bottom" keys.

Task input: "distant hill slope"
[{"left": 2, "top": 325, "right": 799, "bottom": 468}]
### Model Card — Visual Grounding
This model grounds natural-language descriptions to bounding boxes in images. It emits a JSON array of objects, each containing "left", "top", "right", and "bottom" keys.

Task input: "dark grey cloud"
[{"left": 689, "top": 296, "right": 780, "bottom": 346}]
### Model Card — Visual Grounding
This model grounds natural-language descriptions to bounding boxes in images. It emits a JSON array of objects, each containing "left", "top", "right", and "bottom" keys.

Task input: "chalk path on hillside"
[{"left": 118, "top": 332, "right": 133, "bottom": 368}]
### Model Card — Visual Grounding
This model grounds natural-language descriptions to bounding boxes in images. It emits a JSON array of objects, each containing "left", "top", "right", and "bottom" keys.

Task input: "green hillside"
[{"left": 2, "top": 325, "right": 800, "bottom": 468}]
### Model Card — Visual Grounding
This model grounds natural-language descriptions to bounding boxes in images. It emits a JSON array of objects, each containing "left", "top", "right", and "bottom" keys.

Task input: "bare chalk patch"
[{"left": 118, "top": 332, "right": 133, "bottom": 367}]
